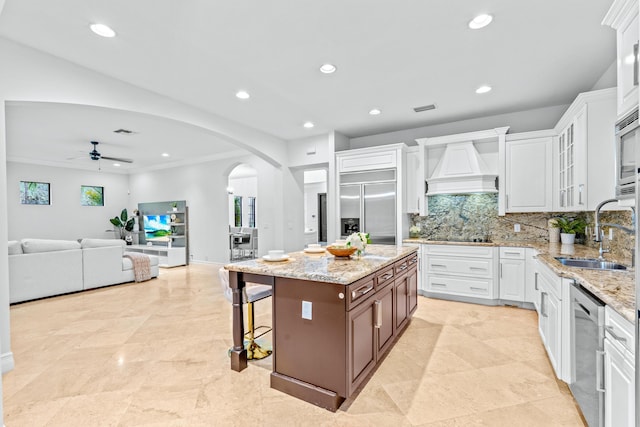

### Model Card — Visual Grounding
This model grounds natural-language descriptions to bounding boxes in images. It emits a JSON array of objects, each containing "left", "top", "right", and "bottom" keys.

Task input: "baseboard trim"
[{"left": 1, "top": 351, "right": 14, "bottom": 374}]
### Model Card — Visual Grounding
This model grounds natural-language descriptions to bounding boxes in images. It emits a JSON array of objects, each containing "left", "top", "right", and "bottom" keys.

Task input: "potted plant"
[
  {"left": 109, "top": 208, "right": 136, "bottom": 242},
  {"left": 171, "top": 202, "right": 178, "bottom": 212},
  {"left": 551, "top": 216, "right": 587, "bottom": 245}
]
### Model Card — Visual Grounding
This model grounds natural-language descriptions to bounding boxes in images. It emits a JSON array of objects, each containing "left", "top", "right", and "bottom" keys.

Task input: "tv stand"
[{"left": 126, "top": 245, "right": 186, "bottom": 268}]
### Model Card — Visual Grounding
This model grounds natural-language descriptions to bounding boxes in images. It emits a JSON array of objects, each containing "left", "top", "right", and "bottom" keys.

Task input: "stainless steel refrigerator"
[{"left": 339, "top": 169, "right": 396, "bottom": 245}]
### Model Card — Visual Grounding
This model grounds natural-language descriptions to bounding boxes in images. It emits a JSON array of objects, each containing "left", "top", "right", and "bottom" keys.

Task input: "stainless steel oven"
[{"left": 615, "top": 107, "right": 639, "bottom": 199}]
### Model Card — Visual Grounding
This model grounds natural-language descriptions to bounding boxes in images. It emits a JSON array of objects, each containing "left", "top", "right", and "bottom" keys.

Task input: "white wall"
[
  {"left": 287, "top": 134, "right": 331, "bottom": 167},
  {"left": 6, "top": 162, "right": 130, "bottom": 240},
  {"left": 590, "top": 61, "right": 616, "bottom": 91},
  {"left": 304, "top": 181, "right": 327, "bottom": 232}
]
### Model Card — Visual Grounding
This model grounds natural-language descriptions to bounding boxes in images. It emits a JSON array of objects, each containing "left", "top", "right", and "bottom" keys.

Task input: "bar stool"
[{"left": 218, "top": 267, "right": 272, "bottom": 359}]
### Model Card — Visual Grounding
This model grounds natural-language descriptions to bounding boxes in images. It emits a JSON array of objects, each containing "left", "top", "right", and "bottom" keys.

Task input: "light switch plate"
[
  {"left": 302, "top": 300, "right": 312, "bottom": 320},
  {"left": 514, "top": 224, "right": 521, "bottom": 232}
]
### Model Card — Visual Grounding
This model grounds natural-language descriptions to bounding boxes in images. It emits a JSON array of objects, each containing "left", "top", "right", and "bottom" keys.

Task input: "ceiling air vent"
[
  {"left": 113, "top": 128, "right": 133, "bottom": 134},
  {"left": 413, "top": 104, "right": 436, "bottom": 113}
]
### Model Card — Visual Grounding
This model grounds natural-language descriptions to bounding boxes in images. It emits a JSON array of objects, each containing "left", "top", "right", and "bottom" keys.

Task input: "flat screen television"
[{"left": 143, "top": 214, "right": 171, "bottom": 239}]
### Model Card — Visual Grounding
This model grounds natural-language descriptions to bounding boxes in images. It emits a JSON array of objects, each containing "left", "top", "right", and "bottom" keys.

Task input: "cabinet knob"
[{"left": 338, "top": 292, "right": 345, "bottom": 300}]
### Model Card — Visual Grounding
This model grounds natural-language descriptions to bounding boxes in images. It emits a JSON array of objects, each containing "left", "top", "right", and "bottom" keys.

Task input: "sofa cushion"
[
  {"left": 21, "top": 238, "right": 81, "bottom": 254},
  {"left": 8, "top": 240, "right": 23, "bottom": 255},
  {"left": 81, "top": 238, "right": 126, "bottom": 249}
]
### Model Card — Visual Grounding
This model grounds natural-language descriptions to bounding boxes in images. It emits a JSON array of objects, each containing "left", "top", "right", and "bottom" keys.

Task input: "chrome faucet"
[{"left": 593, "top": 198, "right": 636, "bottom": 260}]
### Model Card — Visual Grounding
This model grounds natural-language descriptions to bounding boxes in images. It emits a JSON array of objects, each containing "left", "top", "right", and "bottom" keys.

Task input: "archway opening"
[{"left": 228, "top": 163, "right": 258, "bottom": 260}]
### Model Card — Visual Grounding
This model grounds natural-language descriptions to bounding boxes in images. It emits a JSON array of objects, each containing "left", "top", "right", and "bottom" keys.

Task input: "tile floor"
[{"left": 2, "top": 264, "right": 586, "bottom": 426}]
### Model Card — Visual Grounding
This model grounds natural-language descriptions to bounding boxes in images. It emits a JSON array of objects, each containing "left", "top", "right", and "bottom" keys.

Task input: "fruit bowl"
[{"left": 326, "top": 246, "right": 357, "bottom": 257}]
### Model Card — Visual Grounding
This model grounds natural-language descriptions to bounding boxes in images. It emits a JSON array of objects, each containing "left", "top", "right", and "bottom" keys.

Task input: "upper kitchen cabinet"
[
  {"left": 603, "top": 0, "right": 639, "bottom": 118},
  {"left": 405, "top": 147, "right": 421, "bottom": 214},
  {"left": 553, "top": 88, "right": 617, "bottom": 211},
  {"left": 503, "top": 132, "right": 554, "bottom": 213}
]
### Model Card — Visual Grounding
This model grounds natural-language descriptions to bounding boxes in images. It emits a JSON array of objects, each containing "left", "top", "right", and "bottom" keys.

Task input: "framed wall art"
[
  {"left": 81, "top": 185, "right": 104, "bottom": 206},
  {"left": 19, "top": 181, "right": 50, "bottom": 205}
]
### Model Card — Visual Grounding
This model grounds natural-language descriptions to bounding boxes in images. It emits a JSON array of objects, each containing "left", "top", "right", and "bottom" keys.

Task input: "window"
[
  {"left": 234, "top": 196, "right": 242, "bottom": 227},
  {"left": 248, "top": 197, "right": 256, "bottom": 227}
]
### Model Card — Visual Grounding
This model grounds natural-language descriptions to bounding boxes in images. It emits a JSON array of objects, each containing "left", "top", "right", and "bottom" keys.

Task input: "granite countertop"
[
  {"left": 404, "top": 238, "right": 635, "bottom": 323},
  {"left": 225, "top": 244, "right": 418, "bottom": 285}
]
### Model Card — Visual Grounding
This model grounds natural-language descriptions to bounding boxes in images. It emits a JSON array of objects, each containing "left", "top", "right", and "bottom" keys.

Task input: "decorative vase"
[
  {"left": 560, "top": 233, "right": 575, "bottom": 244},
  {"left": 409, "top": 231, "right": 420, "bottom": 238}
]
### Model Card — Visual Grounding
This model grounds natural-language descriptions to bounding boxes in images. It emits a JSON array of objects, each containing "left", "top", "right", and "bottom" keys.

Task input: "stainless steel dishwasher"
[{"left": 570, "top": 283, "right": 605, "bottom": 427}]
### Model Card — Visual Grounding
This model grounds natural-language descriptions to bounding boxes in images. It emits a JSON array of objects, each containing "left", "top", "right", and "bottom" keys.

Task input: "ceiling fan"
[{"left": 88, "top": 141, "right": 133, "bottom": 163}]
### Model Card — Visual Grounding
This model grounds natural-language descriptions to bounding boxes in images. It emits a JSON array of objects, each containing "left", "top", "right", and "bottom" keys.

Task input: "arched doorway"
[{"left": 228, "top": 163, "right": 258, "bottom": 260}]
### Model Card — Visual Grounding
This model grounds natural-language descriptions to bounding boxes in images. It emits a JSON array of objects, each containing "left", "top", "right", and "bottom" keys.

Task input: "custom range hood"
[{"left": 426, "top": 141, "right": 497, "bottom": 195}]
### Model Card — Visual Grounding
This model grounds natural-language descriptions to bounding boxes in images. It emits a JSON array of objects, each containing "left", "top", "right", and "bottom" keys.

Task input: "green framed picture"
[
  {"left": 19, "top": 181, "right": 50, "bottom": 205},
  {"left": 81, "top": 185, "right": 104, "bottom": 206}
]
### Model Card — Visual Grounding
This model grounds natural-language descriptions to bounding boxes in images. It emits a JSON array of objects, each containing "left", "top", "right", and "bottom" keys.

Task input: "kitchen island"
[{"left": 225, "top": 244, "right": 418, "bottom": 411}]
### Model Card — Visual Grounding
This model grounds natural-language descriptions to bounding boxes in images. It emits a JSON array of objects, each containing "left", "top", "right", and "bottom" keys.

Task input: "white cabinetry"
[
  {"left": 536, "top": 261, "right": 564, "bottom": 378},
  {"left": 498, "top": 247, "right": 525, "bottom": 302},
  {"left": 126, "top": 245, "right": 186, "bottom": 268},
  {"left": 603, "top": 305, "right": 635, "bottom": 427},
  {"left": 405, "top": 147, "right": 421, "bottom": 214},
  {"left": 553, "top": 89, "right": 617, "bottom": 211},
  {"left": 603, "top": 0, "right": 640, "bottom": 118},
  {"left": 524, "top": 249, "right": 540, "bottom": 308},
  {"left": 504, "top": 135, "right": 553, "bottom": 212},
  {"left": 424, "top": 245, "right": 497, "bottom": 300}
]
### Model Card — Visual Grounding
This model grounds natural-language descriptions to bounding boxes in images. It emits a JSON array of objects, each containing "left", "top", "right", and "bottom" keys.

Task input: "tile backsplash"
[{"left": 410, "top": 193, "right": 635, "bottom": 264}]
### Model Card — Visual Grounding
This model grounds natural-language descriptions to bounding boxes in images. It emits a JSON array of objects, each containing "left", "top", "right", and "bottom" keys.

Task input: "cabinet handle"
[
  {"left": 500, "top": 264, "right": 503, "bottom": 278},
  {"left": 380, "top": 273, "right": 393, "bottom": 281},
  {"left": 504, "top": 251, "right": 520, "bottom": 256},
  {"left": 469, "top": 266, "right": 486, "bottom": 271},
  {"left": 534, "top": 272, "right": 539, "bottom": 291},
  {"left": 541, "top": 292, "right": 548, "bottom": 317},
  {"left": 470, "top": 287, "right": 486, "bottom": 292},
  {"left": 578, "top": 184, "right": 584, "bottom": 205},
  {"left": 605, "top": 325, "right": 627, "bottom": 343},
  {"left": 432, "top": 282, "right": 447, "bottom": 287},
  {"left": 596, "top": 350, "right": 606, "bottom": 393},
  {"left": 352, "top": 283, "right": 374, "bottom": 299},
  {"left": 398, "top": 264, "right": 408, "bottom": 271},
  {"left": 374, "top": 300, "right": 382, "bottom": 328},
  {"left": 506, "top": 194, "right": 509, "bottom": 209},
  {"left": 431, "top": 264, "right": 446, "bottom": 268},
  {"left": 634, "top": 42, "right": 639, "bottom": 86}
]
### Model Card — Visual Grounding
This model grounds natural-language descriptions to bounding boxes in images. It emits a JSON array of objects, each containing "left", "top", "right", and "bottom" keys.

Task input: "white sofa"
[{"left": 8, "top": 238, "right": 159, "bottom": 303}]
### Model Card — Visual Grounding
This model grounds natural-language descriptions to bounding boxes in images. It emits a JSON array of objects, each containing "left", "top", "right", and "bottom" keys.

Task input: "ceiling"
[
  {"left": 5, "top": 102, "right": 245, "bottom": 173},
  {"left": 0, "top": 0, "right": 617, "bottom": 169}
]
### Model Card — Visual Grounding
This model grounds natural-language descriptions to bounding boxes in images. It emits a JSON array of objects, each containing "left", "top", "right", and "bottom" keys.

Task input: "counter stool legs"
[{"left": 246, "top": 301, "right": 272, "bottom": 360}]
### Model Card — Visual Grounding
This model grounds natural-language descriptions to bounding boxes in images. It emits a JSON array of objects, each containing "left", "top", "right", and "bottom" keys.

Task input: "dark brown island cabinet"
[{"left": 227, "top": 246, "right": 418, "bottom": 412}]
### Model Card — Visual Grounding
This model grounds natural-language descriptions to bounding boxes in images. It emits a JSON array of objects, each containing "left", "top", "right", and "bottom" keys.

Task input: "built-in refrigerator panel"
[
  {"left": 363, "top": 182, "right": 396, "bottom": 244},
  {"left": 340, "top": 185, "right": 361, "bottom": 219}
]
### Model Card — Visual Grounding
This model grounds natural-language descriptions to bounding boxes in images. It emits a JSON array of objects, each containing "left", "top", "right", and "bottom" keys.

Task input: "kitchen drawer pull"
[
  {"left": 432, "top": 282, "right": 447, "bottom": 287},
  {"left": 352, "top": 284, "right": 374, "bottom": 299},
  {"left": 504, "top": 251, "right": 521, "bottom": 256},
  {"left": 380, "top": 272, "right": 394, "bottom": 281},
  {"left": 605, "top": 325, "right": 627, "bottom": 343},
  {"left": 431, "top": 264, "right": 446, "bottom": 268},
  {"left": 397, "top": 264, "right": 408, "bottom": 271},
  {"left": 469, "top": 266, "right": 486, "bottom": 271},
  {"left": 470, "top": 287, "right": 486, "bottom": 292}
]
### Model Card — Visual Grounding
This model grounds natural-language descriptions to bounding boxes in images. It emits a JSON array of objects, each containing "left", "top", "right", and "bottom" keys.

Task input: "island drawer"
[
  {"left": 347, "top": 277, "right": 376, "bottom": 310},
  {"left": 394, "top": 258, "right": 410, "bottom": 276},
  {"left": 376, "top": 266, "right": 395, "bottom": 289}
]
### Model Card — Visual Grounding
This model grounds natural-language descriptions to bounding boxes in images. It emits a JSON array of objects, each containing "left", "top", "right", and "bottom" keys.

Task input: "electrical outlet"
[
  {"left": 514, "top": 224, "right": 521, "bottom": 232},
  {"left": 302, "top": 301, "right": 312, "bottom": 320}
]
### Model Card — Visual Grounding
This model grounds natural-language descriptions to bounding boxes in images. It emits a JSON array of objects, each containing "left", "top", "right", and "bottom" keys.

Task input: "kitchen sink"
[{"left": 554, "top": 257, "right": 627, "bottom": 271}]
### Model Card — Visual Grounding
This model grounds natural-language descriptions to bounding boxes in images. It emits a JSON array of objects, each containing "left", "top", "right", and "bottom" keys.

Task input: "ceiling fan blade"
[
  {"left": 101, "top": 155, "right": 133, "bottom": 164},
  {"left": 66, "top": 155, "right": 86, "bottom": 160}
]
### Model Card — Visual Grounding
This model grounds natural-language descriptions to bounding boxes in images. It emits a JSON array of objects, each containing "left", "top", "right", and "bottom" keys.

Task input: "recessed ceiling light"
[
  {"left": 369, "top": 109, "right": 382, "bottom": 116},
  {"left": 303, "top": 122, "right": 315, "bottom": 128},
  {"left": 319, "top": 64, "right": 337, "bottom": 74},
  {"left": 475, "top": 85, "right": 492, "bottom": 94},
  {"left": 235, "top": 90, "right": 250, "bottom": 99},
  {"left": 468, "top": 14, "right": 493, "bottom": 30},
  {"left": 113, "top": 163, "right": 121, "bottom": 167},
  {"left": 162, "top": 153, "right": 170, "bottom": 157},
  {"left": 89, "top": 23, "right": 116, "bottom": 38}
]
